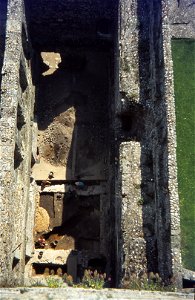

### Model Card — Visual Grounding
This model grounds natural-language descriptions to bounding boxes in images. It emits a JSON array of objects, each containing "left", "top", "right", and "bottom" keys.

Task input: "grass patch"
[{"left": 172, "top": 39, "right": 195, "bottom": 270}]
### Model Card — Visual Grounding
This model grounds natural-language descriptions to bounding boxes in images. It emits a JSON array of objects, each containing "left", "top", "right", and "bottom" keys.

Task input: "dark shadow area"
[
  {"left": 35, "top": 49, "right": 110, "bottom": 180},
  {"left": 183, "top": 279, "right": 195, "bottom": 289},
  {"left": 88, "top": 257, "right": 107, "bottom": 273},
  {"left": 0, "top": 0, "right": 8, "bottom": 96},
  {"left": 19, "top": 58, "right": 28, "bottom": 92},
  {"left": 25, "top": 0, "right": 118, "bottom": 284},
  {"left": 33, "top": 47, "right": 111, "bottom": 274},
  {"left": 17, "top": 103, "right": 26, "bottom": 130},
  {"left": 34, "top": 47, "right": 113, "bottom": 280},
  {"left": 12, "top": 257, "right": 20, "bottom": 270},
  {"left": 32, "top": 263, "right": 67, "bottom": 275},
  {"left": 137, "top": 0, "right": 173, "bottom": 284},
  {"left": 119, "top": 100, "right": 145, "bottom": 141},
  {"left": 14, "top": 143, "right": 23, "bottom": 170},
  {"left": 22, "top": 23, "right": 32, "bottom": 61},
  {"left": 40, "top": 192, "right": 100, "bottom": 252}
]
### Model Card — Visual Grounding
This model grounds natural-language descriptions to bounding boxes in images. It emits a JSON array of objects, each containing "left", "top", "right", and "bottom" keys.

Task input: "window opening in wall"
[
  {"left": 14, "top": 143, "right": 23, "bottom": 170},
  {"left": 19, "top": 58, "right": 28, "bottom": 92},
  {"left": 12, "top": 257, "right": 20, "bottom": 270},
  {"left": 17, "top": 103, "right": 25, "bottom": 130}
]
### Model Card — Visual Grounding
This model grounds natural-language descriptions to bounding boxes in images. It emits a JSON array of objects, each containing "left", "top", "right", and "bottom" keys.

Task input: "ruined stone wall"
[
  {"left": 116, "top": 0, "right": 151, "bottom": 284},
  {"left": 0, "top": 0, "right": 35, "bottom": 286},
  {"left": 119, "top": 0, "right": 139, "bottom": 101},
  {"left": 0, "top": 0, "right": 184, "bottom": 288},
  {"left": 116, "top": 0, "right": 182, "bottom": 287},
  {"left": 151, "top": 0, "right": 182, "bottom": 285}
]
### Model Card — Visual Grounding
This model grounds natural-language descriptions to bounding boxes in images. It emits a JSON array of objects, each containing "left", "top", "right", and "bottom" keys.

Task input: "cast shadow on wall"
[
  {"left": 118, "top": 0, "right": 172, "bottom": 285},
  {"left": 137, "top": 0, "right": 172, "bottom": 283}
]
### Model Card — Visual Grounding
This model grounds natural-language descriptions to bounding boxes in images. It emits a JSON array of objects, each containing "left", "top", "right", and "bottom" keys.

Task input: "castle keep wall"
[
  {"left": 116, "top": 0, "right": 182, "bottom": 286},
  {"left": 0, "top": 0, "right": 35, "bottom": 286},
  {"left": 0, "top": 0, "right": 185, "bottom": 287}
]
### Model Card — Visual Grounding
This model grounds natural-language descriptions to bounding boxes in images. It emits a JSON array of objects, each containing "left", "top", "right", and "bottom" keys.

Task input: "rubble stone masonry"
[{"left": 0, "top": 0, "right": 193, "bottom": 288}]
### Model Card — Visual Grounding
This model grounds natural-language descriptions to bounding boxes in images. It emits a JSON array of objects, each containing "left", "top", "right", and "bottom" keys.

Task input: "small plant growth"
[
  {"left": 44, "top": 270, "right": 110, "bottom": 289},
  {"left": 129, "top": 91, "right": 138, "bottom": 101},
  {"left": 122, "top": 272, "right": 176, "bottom": 292},
  {"left": 137, "top": 197, "right": 144, "bottom": 205},
  {"left": 62, "top": 273, "right": 73, "bottom": 286},
  {"left": 78, "top": 269, "right": 111, "bottom": 289},
  {"left": 46, "top": 277, "right": 63, "bottom": 288}
]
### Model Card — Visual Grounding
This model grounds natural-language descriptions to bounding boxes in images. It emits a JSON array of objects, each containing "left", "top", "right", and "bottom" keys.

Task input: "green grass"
[{"left": 172, "top": 39, "right": 195, "bottom": 270}]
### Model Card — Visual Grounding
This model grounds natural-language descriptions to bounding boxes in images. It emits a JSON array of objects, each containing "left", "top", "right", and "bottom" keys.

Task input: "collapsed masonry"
[{"left": 1, "top": 0, "right": 192, "bottom": 288}]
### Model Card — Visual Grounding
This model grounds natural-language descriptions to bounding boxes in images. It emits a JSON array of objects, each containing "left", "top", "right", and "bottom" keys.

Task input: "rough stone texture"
[
  {"left": 182, "top": 268, "right": 195, "bottom": 281},
  {"left": 119, "top": 142, "right": 147, "bottom": 280},
  {"left": 0, "top": 0, "right": 35, "bottom": 286},
  {"left": 168, "top": 0, "right": 195, "bottom": 38},
  {"left": 0, "top": 288, "right": 193, "bottom": 300},
  {"left": 0, "top": 0, "right": 192, "bottom": 289},
  {"left": 162, "top": 0, "right": 183, "bottom": 285},
  {"left": 25, "top": 182, "right": 37, "bottom": 258},
  {"left": 119, "top": 0, "right": 139, "bottom": 101},
  {"left": 30, "top": 249, "right": 72, "bottom": 265},
  {"left": 115, "top": 0, "right": 183, "bottom": 288}
]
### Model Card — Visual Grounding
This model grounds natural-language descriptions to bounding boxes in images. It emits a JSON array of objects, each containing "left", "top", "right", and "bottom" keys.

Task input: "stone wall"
[
  {"left": 119, "top": 0, "right": 139, "bottom": 101},
  {"left": 116, "top": 0, "right": 182, "bottom": 287},
  {"left": 119, "top": 142, "right": 147, "bottom": 280},
  {"left": 0, "top": 0, "right": 35, "bottom": 286},
  {"left": 168, "top": 0, "right": 195, "bottom": 38},
  {"left": 0, "top": 0, "right": 185, "bottom": 288}
]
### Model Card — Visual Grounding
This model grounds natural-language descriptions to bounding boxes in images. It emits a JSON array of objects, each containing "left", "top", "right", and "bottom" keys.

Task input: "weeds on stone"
[
  {"left": 41, "top": 270, "right": 110, "bottom": 289},
  {"left": 46, "top": 277, "right": 63, "bottom": 288},
  {"left": 137, "top": 197, "right": 144, "bottom": 205},
  {"left": 122, "top": 272, "right": 176, "bottom": 292},
  {"left": 62, "top": 273, "right": 73, "bottom": 286},
  {"left": 77, "top": 269, "right": 111, "bottom": 289},
  {"left": 129, "top": 92, "right": 138, "bottom": 102}
]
